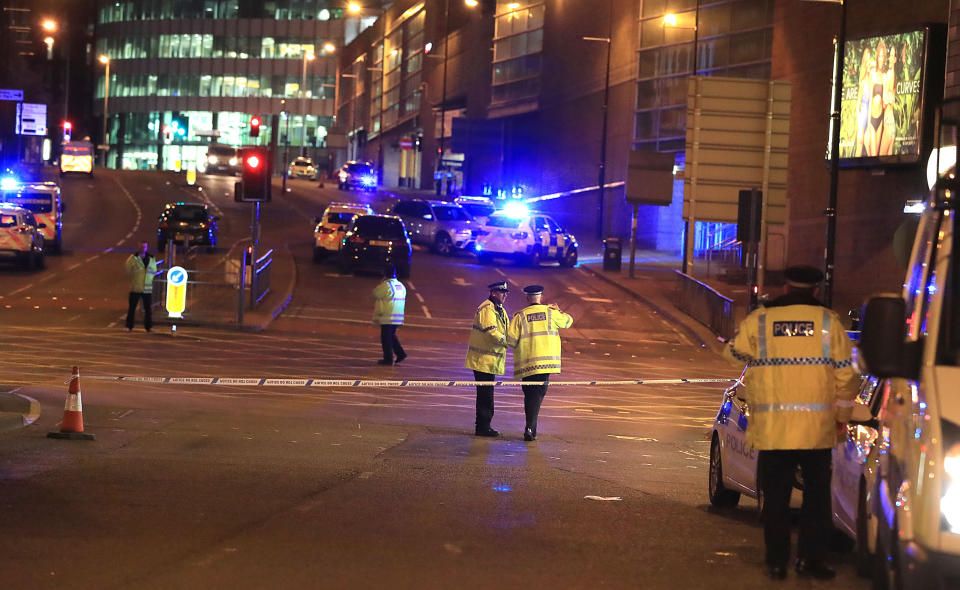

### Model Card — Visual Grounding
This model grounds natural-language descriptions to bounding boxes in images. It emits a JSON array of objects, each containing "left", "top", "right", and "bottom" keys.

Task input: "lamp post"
[
  {"left": 98, "top": 54, "right": 110, "bottom": 167},
  {"left": 664, "top": 5, "right": 700, "bottom": 274},
  {"left": 300, "top": 51, "right": 316, "bottom": 157},
  {"left": 823, "top": 0, "right": 847, "bottom": 308},
  {"left": 583, "top": 3, "right": 612, "bottom": 239}
]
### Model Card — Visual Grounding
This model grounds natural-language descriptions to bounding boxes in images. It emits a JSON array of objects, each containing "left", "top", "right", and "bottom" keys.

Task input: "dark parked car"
[
  {"left": 337, "top": 161, "right": 377, "bottom": 191},
  {"left": 157, "top": 202, "right": 219, "bottom": 252},
  {"left": 338, "top": 214, "right": 411, "bottom": 278}
]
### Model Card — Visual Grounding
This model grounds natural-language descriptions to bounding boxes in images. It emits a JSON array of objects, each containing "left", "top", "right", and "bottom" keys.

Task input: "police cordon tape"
[{"left": 81, "top": 376, "right": 740, "bottom": 387}]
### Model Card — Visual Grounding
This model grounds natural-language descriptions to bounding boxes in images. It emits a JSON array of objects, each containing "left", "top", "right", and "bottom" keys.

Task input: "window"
[
  {"left": 485, "top": 215, "right": 522, "bottom": 229},
  {"left": 0, "top": 214, "right": 17, "bottom": 227}
]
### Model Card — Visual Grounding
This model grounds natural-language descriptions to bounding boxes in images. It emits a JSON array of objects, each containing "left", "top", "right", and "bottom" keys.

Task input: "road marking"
[
  {"left": 507, "top": 279, "right": 520, "bottom": 287},
  {"left": 495, "top": 268, "right": 506, "bottom": 277},
  {"left": 414, "top": 292, "right": 425, "bottom": 303},
  {"left": 453, "top": 277, "right": 470, "bottom": 287},
  {"left": 583, "top": 297, "right": 613, "bottom": 303},
  {"left": 406, "top": 280, "right": 416, "bottom": 290},
  {"left": 7, "top": 284, "right": 34, "bottom": 296},
  {"left": 421, "top": 305, "right": 432, "bottom": 319},
  {"left": 567, "top": 286, "right": 585, "bottom": 295}
]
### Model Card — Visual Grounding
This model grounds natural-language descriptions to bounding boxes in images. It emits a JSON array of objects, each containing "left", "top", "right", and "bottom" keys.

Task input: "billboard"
[{"left": 836, "top": 29, "right": 929, "bottom": 165}]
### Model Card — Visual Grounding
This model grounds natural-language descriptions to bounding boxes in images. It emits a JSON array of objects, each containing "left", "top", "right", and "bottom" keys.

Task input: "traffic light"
[
  {"left": 62, "top": 121, "right": 72, "bottom": 142},
  {"left": 237, "top": 148, "right": 271, "bottom": 202},
  {"left": 250, "top": 116, "right": 261, "bottom": 138},
  {"left": 170, "top": 113, "right": 189, "bottom": 138}
]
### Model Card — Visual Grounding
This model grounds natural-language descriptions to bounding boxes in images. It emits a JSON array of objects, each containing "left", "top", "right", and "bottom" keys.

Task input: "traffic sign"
[
  {"left": 15, "top": 103, "right": 47, "bottom": 136},
  {"left": 399, "top": 138, "right": 413, "bottom": 150},
  {"left": 165, "top": 266, "right": 188, "bottom": 318},
  {"left": 0, "top": 89, "right": 23, "bottom": 101}
]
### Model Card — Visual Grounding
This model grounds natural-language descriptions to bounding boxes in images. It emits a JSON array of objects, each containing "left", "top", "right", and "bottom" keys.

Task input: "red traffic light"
[
  {"left": 246, "top": 154, "right": 261, "bottom": 169},
  {"left": 250, "top": 116, "right": 261, "bottom": 137},
  {"left": 251, "top": 116, "right": 261, "bottom": 127},
  {"left": 63, "top": 121, "right": 72, "bottom": 130}
]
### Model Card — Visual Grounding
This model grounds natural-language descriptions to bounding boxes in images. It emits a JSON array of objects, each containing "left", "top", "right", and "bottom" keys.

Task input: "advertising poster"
[{"left": 838, "top": 30, "right": 925, "bottom": 161}]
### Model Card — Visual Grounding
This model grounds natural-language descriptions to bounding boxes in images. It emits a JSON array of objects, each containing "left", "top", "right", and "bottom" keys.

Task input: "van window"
[
  {"left": 1, "top": 191, "right": 53, "bottom": 213},
  {"left": 0, "top": 214, "right": 16, "bottom": 227},
  {"left": 485, "top": 215, "right": 522, "bottom": 229},
  {"left": 938, "top": 215, "right": 960, "bottom": 365},
  {"left": 904, "top": 212, "right": 942, "bottom": 340}
]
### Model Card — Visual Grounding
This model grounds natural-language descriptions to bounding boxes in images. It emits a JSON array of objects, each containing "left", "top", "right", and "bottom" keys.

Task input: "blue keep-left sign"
[{"left": 165, "top": 266, "right": 188, "bottom": 318}]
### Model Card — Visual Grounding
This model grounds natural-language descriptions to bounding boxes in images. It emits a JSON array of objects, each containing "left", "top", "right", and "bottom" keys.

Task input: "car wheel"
[
  {"left": 313, "top": 247, "right": 326, "bottom": 263},
  {"left": 338, "top": 257, "right": 352, "bottom": 275},
  {"left": 560, "top": 247, "right": 578, "bottom": 268},
  {"left": 433, "top": 233, "right": 454, "bottom": 256},
  {"left": 477, "top": 252, "right": 492, "bottom": 265},
  {"left": 529, "top": 246, "right": 542, "bottom": 268},
  {"left": 856, "top": 481, "right": 873, "bottom": 577},
  {"left": 708, "top": 435, "right": 741, "bottom": 508},
  {"left": 35, "top": 252, "right": 45, "bottom": 270}
]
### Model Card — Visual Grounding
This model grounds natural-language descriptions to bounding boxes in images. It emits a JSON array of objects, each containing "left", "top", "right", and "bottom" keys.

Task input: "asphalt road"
[{"left": 0, "top": 170, "right": 870, "bottom": 589}]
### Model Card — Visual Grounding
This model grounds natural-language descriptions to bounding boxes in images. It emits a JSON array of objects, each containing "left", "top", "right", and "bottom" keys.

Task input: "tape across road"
[{"left": 86, "top": 376, "right": 739, "bottom": 387}]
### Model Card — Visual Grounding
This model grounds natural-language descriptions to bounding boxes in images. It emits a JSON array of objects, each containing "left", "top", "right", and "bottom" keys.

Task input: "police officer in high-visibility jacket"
[
  {"left": 465, "top": 281, "right": 510, "bottom": 437},
  {"left": 723, "top": 265, "right": 858, "bottom": 581},
  {"left": 372, "top": 266, "right": 407, "bottom": 366},
  {"left": 506, "top": 285, "right": 573, "bottom": 441}
]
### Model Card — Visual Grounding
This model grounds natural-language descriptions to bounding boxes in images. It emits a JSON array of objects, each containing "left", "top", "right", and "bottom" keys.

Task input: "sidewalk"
[{"left": 0, "top": 388, "right": 41, "bottom": 435}]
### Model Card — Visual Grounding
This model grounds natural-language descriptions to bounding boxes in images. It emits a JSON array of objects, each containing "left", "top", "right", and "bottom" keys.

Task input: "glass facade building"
[{"left": 94, "top": 0, "right": 355, "bottom": 171}]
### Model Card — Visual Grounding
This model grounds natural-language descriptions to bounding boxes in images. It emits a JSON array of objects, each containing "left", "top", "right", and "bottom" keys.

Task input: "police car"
[
  {"left": 1, "top": 180, "right": 63, "bottom": 254},
  {"left": 313, "top": 201, "right": 373, "bottom": 261},
  {"left": 709, "top": 366, "right": 880, "bottom": 566},
  {"left": 0, "top": 203, "right": 45, "bottom": 269},
  {"left": 474, "top": 204, "right": 577, "bottom": 267}
]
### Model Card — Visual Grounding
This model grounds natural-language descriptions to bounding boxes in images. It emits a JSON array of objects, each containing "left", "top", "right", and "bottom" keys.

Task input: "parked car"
[
  {"left": 203, "top": 144, "right": 240, "bottom": 175},
  {"left": 338, "top": 214, "right": 411, "bottom": 278},
  {"left": 288, "top": 157, "right": 317, "bottom": 179},
  {"left": 313, "top": 201, "right": 374, "bottom": 262},
  {"left": 475, "top": 209, "right": 578, "bottom": 267},
  {"left": 338, "top": 161, "right": 377, "bottom": 191},
  {"left": 390, "top": 199, "right": 479, "bottom": 256},
  {"left": 0, "top": 203, "right": 44, "bottom": 269},
  {"left": 455, "top": 196, "right": 496, "bottom": 224},
  {"left": 157, "top": 202, "right": 219, "bottom": 252}
]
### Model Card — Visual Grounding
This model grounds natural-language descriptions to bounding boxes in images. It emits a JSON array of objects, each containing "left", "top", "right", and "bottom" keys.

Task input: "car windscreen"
[
  {"left": 294, "top": 158, "right": 312, "bottom": 165},
  {"left": 325, "top": 212, "right": 357, "bottom": 225},
  {"left": 171, "top": 207, "right": 208, "bottom": 222},
  {"left": 354, "top": 217, "right": 405, "bottom": 239},
  {"left": 63, "top": 145, "right": 92, "bottom": 155},
  {"left": 207, "top": 146, "right": 236, "bottom": 156},
  {"left": 1, "top": 192, "right": 52, "bottom": 213},
  {"left": 485, "top": 215, "right": 522, "bottom": 229},
  {"left": 461, "top": 203, "right": 494, "bottom": 218},
  {"left": 433, "top": 206, "right": 471, "bottom": 221},
  {"left": 346, "top": 163, "right": 374, "bottom": 174}
]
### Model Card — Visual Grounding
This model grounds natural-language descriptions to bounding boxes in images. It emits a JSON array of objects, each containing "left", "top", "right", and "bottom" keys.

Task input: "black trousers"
[
  {"left": 473, "top": 370, "right": 495, "bottom": 429},
  {"left": 379, "top": 324, "right": 405, "bottom": 362},
  {"left": 521, "top": 374, "right": 549, "bottom": 433},
  {"left": 758, "top": 448, "right": 832, "bottom": 567},
  {"left": 126, "top": 292, "right": 152, "bottom": 330}
]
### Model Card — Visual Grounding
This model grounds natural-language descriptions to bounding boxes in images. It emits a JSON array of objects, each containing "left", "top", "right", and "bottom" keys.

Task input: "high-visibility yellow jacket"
[
  {"left": 723, "top": 294, "right": 859, "bottom": 450},
  {"left": 506, "top": 304, "right": 573, "bottom": 378},
  {"left": 125, "top": 254, "right": 157, "bottom": 293},
  {"left": 465, "top": 299, "right": 509, "bottom": 375},
  {"left": 372, "top": 278, "right": 406, "bottom": 325}
]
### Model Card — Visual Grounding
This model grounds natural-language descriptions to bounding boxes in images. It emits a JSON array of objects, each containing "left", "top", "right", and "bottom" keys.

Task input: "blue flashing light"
[
  {"left": 0, "top": 176, "right": 18, "bottom": 191},
  {"left": 501, "top": 201, "right": 529, "bottom": 219},
  {"left": 474, "top": 243, "right": 482, "bottom": 251},
  {"left": 492, "top": 484, "right": 512, "bottom": 492}
]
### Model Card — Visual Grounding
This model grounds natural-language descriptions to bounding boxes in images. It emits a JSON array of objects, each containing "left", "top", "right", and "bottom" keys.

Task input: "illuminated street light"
[
  {"left": 42, "top": 19, "right": 57, "bottom": 32},
  {"left": 99, "top": 55, "right": 111, "bottom": 167},
  {"left": 300, "top": 52, "right": 317, "bottom": 155},
  {"left": 348, "top": 1, "right": 362, "bottom": 13},
  {"left": 464, "top": 0, "right": 479, "bottom": 6},
  {"left": 323, "top": 42, "right": 336, "bottom": 54}
]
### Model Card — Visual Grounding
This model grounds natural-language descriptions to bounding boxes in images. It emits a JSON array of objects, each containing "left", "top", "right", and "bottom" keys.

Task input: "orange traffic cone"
[{"left": 47, "top": 366, "right": 96, "bottom": 440}]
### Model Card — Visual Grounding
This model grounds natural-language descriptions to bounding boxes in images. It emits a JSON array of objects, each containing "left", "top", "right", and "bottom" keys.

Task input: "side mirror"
[
  {"left": 37, "top": 223, "right": 47, "bottom": 229},
  {"left": 314, "top": 216, "right": 321, "bottom": 224},
  {"left": 860, "top": 295, "right": 918, "bottom": 380}
]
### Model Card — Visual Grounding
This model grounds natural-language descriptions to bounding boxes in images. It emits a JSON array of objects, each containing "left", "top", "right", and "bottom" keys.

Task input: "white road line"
[
  {"left": 421, "top": 305, "right": 432, "bottom": 319},
  {"left": 507, "top": 279, "right": 520, "bottom": 287},
  {"left": 7, "top": 284, "right": 34, "bottom": 296},
  {"left": 406, "top": 281, "right": 416, "bottom": 290},
  {"left": 495, "top": 268, "right": 506, "bottom": 277},
  {"left": 583, "top": 297, "right": 613, "bottom": 303},
  {"left": 414, "top": 292, "right": 425, "bottom": 303},
  {"left": 84, "top": 255, "right": 99, "bottom": 263},
  {"left": 453, "top": 277, "right": 470, "bottom": 286}
]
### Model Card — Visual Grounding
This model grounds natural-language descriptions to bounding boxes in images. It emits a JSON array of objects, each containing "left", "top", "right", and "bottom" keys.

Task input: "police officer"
[
  {"left": 124, "top": 241, "right": 157, "bottom": 332},
  {"left": 466, "top": 281, "right": 510, "bottom": 437},
  {"left": 372, "top": 266, "right": 407, "bottom": 365},
  {"left": 506, "top": 285, "right": 573, "bottom": 441},
  {"left": 723, "top": 265, "right": 858, "bottom": 581}
]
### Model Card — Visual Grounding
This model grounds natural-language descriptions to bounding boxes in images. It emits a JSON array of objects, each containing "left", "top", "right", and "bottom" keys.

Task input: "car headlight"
[
  {"left": 207, "top": 156, "right": 217, "bottom": 164},
  {"left": 944, "top": 441, "right": 960, "bottom": 533},
  {"left": 229, "top": 157, "right": 239, "bottom": 166}
]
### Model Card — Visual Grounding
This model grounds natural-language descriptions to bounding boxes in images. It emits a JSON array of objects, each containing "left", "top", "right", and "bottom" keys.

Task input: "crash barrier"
[
  {"left": 674, "top": 270, "right": 735, "bottom": 341},
  {"left": 86, "top": 376, "right": 740, "bottom": 387},
  {"left": 250, "top": 248, "right": 273, "bottom": 306},
  {"left": 153, "top": 264, "right": 244, "bottom": 326}
]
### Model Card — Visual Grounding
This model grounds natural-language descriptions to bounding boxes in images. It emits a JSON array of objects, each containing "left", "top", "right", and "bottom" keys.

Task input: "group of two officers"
[{"left": 465, "top": 281, "right": 573, "bottom": 441}]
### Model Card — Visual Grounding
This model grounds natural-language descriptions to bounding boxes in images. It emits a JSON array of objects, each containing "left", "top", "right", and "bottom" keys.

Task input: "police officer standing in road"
[
  {"left": 372, "top": 266, "right": 407, "bottom": 365},
  {"left": 465, "top": 281, "right": 510, "bottom": 437},
  {"left": 506, "top": 285, "right": 573, "bottom": 441},
  {"left": 723, "top": 265, "right": 858, "bottom": 581},
  {"left": 124, "top": 241, "right": 157, "bottom": 332}
]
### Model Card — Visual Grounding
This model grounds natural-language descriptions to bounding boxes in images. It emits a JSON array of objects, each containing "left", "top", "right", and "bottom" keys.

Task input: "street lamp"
[
  {"left": 98, "top": 54, "right": 110, "bottom": 167},
  {"left": 583, "top": 0, "right": 613, "bottom": 239},
  {"left": 300, "top": 51, "right": 316, "bottom": 156}
]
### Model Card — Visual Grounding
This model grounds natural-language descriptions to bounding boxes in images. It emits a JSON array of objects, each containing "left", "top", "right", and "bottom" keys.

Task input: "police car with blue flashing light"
[
  {"left": 338, "top": 161, "right": 377, "bottom": 191},
  {"left": 0, "top": 202, "right": 45, "bottom": 269},
  {"left": 454, "top": 196, "right": 496, "bottom": 224},
  {"left": 474, "top": 203, "right": 578, "bottom": 267}
]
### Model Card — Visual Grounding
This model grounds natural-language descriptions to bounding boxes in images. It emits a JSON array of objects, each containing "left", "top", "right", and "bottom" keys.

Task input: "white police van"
[
  {"left": 0, "top": 203, "right": 45, "bottom": 269},
  {"left": 475, "top": 204, "right": 578, "bottom": 267}
]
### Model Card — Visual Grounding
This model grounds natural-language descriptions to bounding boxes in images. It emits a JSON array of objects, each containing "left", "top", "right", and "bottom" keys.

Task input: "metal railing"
[
  {"left": 674, "top": 270, "right": 735, "bottom": 340},
  {"left": 250, "top": 248, "right": 272, "bottom": 306},
  {"left": 153, "top": 266, "right": 243, "bottom": 325}
]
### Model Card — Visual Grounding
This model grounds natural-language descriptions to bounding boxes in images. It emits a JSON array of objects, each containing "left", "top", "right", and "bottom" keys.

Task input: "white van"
[{"left": 857, "top": 103, "right": 960, "bottom": 590}]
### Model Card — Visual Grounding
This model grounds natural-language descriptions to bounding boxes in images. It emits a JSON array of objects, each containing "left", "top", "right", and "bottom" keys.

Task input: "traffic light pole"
[{"left": 250, "top": 201, "right": 261, "bottom": 308}]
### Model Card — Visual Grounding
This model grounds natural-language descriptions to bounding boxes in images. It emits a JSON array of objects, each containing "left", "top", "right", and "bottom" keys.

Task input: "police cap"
[
  {"left": 487, "top": 281, "right": 509, "bottom": 292},
  {"left": 522, "top": 285, "right": 544, "bottom": 296},
  {"left": 784, "top": 265, "right": 824, "bottom": 288}
]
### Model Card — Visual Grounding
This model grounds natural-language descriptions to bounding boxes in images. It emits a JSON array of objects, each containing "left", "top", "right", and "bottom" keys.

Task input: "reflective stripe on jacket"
[
  {"left": 506, "top": 304, "right": 573, "bottom": 378},
  {"left": 465, "top": 299, "right": 509, "bottom": 375},
  {"left": 372, "top": 278, "right": 406, "bottom": 325},
  {"left": 723, "top": 303, "right": 859, "bottom": 450},
  {"left": 125, "top": 254, "right": 157, "bottom": 293}
]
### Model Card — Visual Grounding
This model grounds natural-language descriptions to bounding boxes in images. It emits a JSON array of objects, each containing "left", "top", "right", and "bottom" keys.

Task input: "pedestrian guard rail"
[
  {"left": 152, "top": 266, "right": 244, "bottom": 325},
  {"left": 674, "top": 270, "right": 735, "bottom": 341},
  {"left": 251, "top": 248, "right": 272, "bottom": 305}
]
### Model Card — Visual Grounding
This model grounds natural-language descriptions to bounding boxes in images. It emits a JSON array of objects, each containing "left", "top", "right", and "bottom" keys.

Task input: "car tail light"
[
  {"left": 320, "top": 226, "right": 335, "bottom": 234},
  {"left": 348, "top": 234, "right": 367, "bottom": 244},
  {"left": 158, "top": 222, "right": 169, "bottom": 229},
  {"left": 510, "top": 231, "right": 529, "bottom": 240}
]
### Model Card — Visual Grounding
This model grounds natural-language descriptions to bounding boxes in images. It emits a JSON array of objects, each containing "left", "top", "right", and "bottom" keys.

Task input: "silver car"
[{"left": 390, "top": 199, "right": 479, "bottom": 256}]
